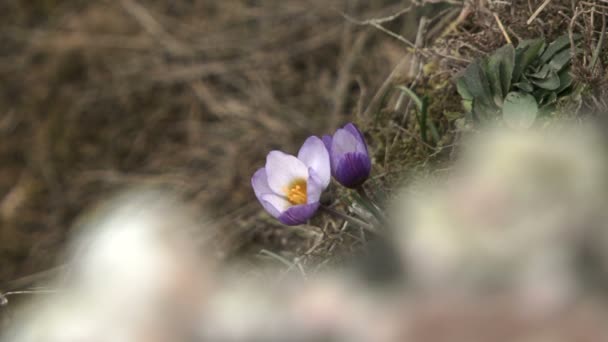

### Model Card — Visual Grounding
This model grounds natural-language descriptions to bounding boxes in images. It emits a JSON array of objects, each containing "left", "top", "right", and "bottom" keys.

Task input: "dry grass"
[
  {"left": 0, "top": 0, "right": 414, "bottom": 285},
  {"left": 0, "top": 0, "right": 606, "bottom": 291}
]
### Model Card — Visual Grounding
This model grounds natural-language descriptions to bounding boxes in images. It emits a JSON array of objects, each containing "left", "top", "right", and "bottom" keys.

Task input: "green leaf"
[
  {"left": 395, "top": 85, "right": 424, "bottom": 111},
  {"left": 472, "top": 98, "right": 500, "bottom": 122},
  {"left": 532, "top": 88, "right": 548, "bottom": 101},
  {"left": 529, "top": 64, "right": 551, "bottom": 79},
  {"left": 548, "top": 49, "right": 572, "bottom": 71},
  {"left": 419, "top": 96, "right": 430, "bottom": 143},
  {"left": 502, "top": 92, "right": 538, "bottom": 129},
  {"left": 462, "top": 99, "right": 473, "bottom": 113},
  {"left": 539, "top": 34, "right": 579, "bottom": 64},
  {"left": 531, "top": 70, "right": 560, "bottom": 90},
  {"left": 485, "top": 44, "right": 515, "bottom": 106},
  {"left": 455, "top": 78, "right": 474, "bottom": 112},
  {"left": 485, "top": 59, "right": 503, "bottom": 105},
  {"left": 460, "top": 60, "right": 496, "bottom": 110},
  {"left": 556, "top": 67, "right": 573, "bottom": 94},
  {"left": 513, "top": 81, "right": 534, "bottom": 92},
  {"left": 456, "top": 77, "right": 473, "bottom": 101},
  {"left": 513, "top": 38, "right": 545, "bottom": 81},
  {"left": 395, "top": 86, "right": 436, "bottom": 144},
  {"left": 499, "top": 46, "right": 515, "bottom": 100},
  {"left": 540, "top": 92, "right": 557, "bottom": 107}
]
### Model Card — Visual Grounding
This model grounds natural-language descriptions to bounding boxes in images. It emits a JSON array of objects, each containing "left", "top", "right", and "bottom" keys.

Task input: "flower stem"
[
  {"left": 320, "top": 206, "right": 377, "bottom": 235},
  {"left": 354, "top": 187, "right": 389, "bottom": 228}
]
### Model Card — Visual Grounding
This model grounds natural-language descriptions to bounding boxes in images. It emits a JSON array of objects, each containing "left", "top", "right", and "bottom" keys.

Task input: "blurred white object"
[
  {"left": 66, "top": 190, "right": 210, "bottom": 318},
  {"left": 393, "top": 126, "right": 608, "bottom": 311},
  {"left": 4, "top": 189, "right": 212, "bottom": 342}
]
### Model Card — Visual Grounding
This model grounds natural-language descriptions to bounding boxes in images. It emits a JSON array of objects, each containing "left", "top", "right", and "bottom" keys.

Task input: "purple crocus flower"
[
  {"left": 252, "top": 136, "right": 330, "bottom": 225},
  {"left": 323, "top": 123, "right": 371, "bottom": 188}
]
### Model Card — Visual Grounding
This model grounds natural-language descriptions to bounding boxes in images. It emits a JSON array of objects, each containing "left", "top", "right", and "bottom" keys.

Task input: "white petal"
[
  {"left": 261, "top": 193, "right": 291, "bottom": 214},
  {"left": 251, "top": 168, "right": 274, "bottom": 197},
  {"left": 298, "top": 136, "right": 331, "bottom": 188},
  {"left": 265, "top": 151, "right": 309, "bottom": 195},
  {"left": 307, "top": 168, "right": 325, "bottom": 203},
  {"left": 252, "top": 169, "right": 284, "bottom": 218}
]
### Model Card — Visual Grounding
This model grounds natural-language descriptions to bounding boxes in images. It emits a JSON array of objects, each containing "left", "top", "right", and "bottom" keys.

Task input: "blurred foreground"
[{"left": 3, "top": 124, "right": 608, "bottom": 341}]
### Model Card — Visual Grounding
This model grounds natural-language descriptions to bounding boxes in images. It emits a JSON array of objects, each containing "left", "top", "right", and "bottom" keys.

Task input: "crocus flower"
[
  {"left": 323, "top": 123, "right": 371, "bottom": 188},
  {"left": 252, "top": 136, "right": 330, "bottom": 225}
]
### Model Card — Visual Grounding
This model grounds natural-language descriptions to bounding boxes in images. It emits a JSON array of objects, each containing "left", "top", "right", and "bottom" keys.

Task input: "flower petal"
[
  {"left": 261, "top": 193, "right": 291, "bottom": 217},
  {"left": 344, "top": 123, "right": 367, "bottom": 152},
  {"left": 258, "top": 200, "right": 281, "bottom": 218},
  {"left": 307, "top": 168, "right": 325, "bottom": 203},
  {"left": 251, "top": 168, "right": 274, "bottom": 197},
  {"left": 252, "top": 168, "right": 286, "bottom": 218},
  {"left": 298, "top": 136, "right": 331, "bottom": 188},
  {"left": 334, "top": 152, "right": 371, "bottom": 188},
  {"left": 265, "top": 150, "right": 309, "bottom": 195},
  {"left": 278, "top": 202, "right": 320, "bottom": 225},
  {"left": 322, "top": 135, "right": 333, "bottom": 153},
  {"left": 331, "top": 127, "right": 368, "bottom": 159}
]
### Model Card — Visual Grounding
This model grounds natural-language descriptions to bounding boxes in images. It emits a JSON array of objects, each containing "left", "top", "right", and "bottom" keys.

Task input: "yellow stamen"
[{"left": 284, "top": 179, "right": 307, "bottom": 205}]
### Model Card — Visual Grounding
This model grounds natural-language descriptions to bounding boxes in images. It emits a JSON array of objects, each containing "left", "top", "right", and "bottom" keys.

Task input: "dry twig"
[
  {"left": 493, "top": 13, "right": 512, "bottom": 44},
  {"left": 527, "top": 0, "right": 555, "bottom": 24}
]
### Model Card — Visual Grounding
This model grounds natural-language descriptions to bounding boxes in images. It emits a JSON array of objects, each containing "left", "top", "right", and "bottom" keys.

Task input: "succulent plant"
[{"left": 456, "top": 34, "right": 580, "bottom": 129}]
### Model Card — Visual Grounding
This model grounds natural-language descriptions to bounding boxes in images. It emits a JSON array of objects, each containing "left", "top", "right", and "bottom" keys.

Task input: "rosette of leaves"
[{"left": 456, "top": 34, "right": 580, "bottom": 129}]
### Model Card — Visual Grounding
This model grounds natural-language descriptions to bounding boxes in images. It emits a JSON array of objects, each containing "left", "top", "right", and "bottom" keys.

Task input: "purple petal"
[
  {"left": 331, "top": 128, "right": 368, "bottom": 158},
  {"left": 322, "top": 135, "right": 333, "bottom": 153},
  {"left": 343, "top": 123, "right": 367, "bottom": 153},
  {"left": 297, "top": 136, "right": 330, "bottom": 189},
  {"left": 334, "top": 152, "right": 371, "bottom": 188},
  {"left": 265, "top": 151, "right": 309, "bottom": 195},
  {"left": 278, "top": 202, "right": 320, "bottom": 225}
]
